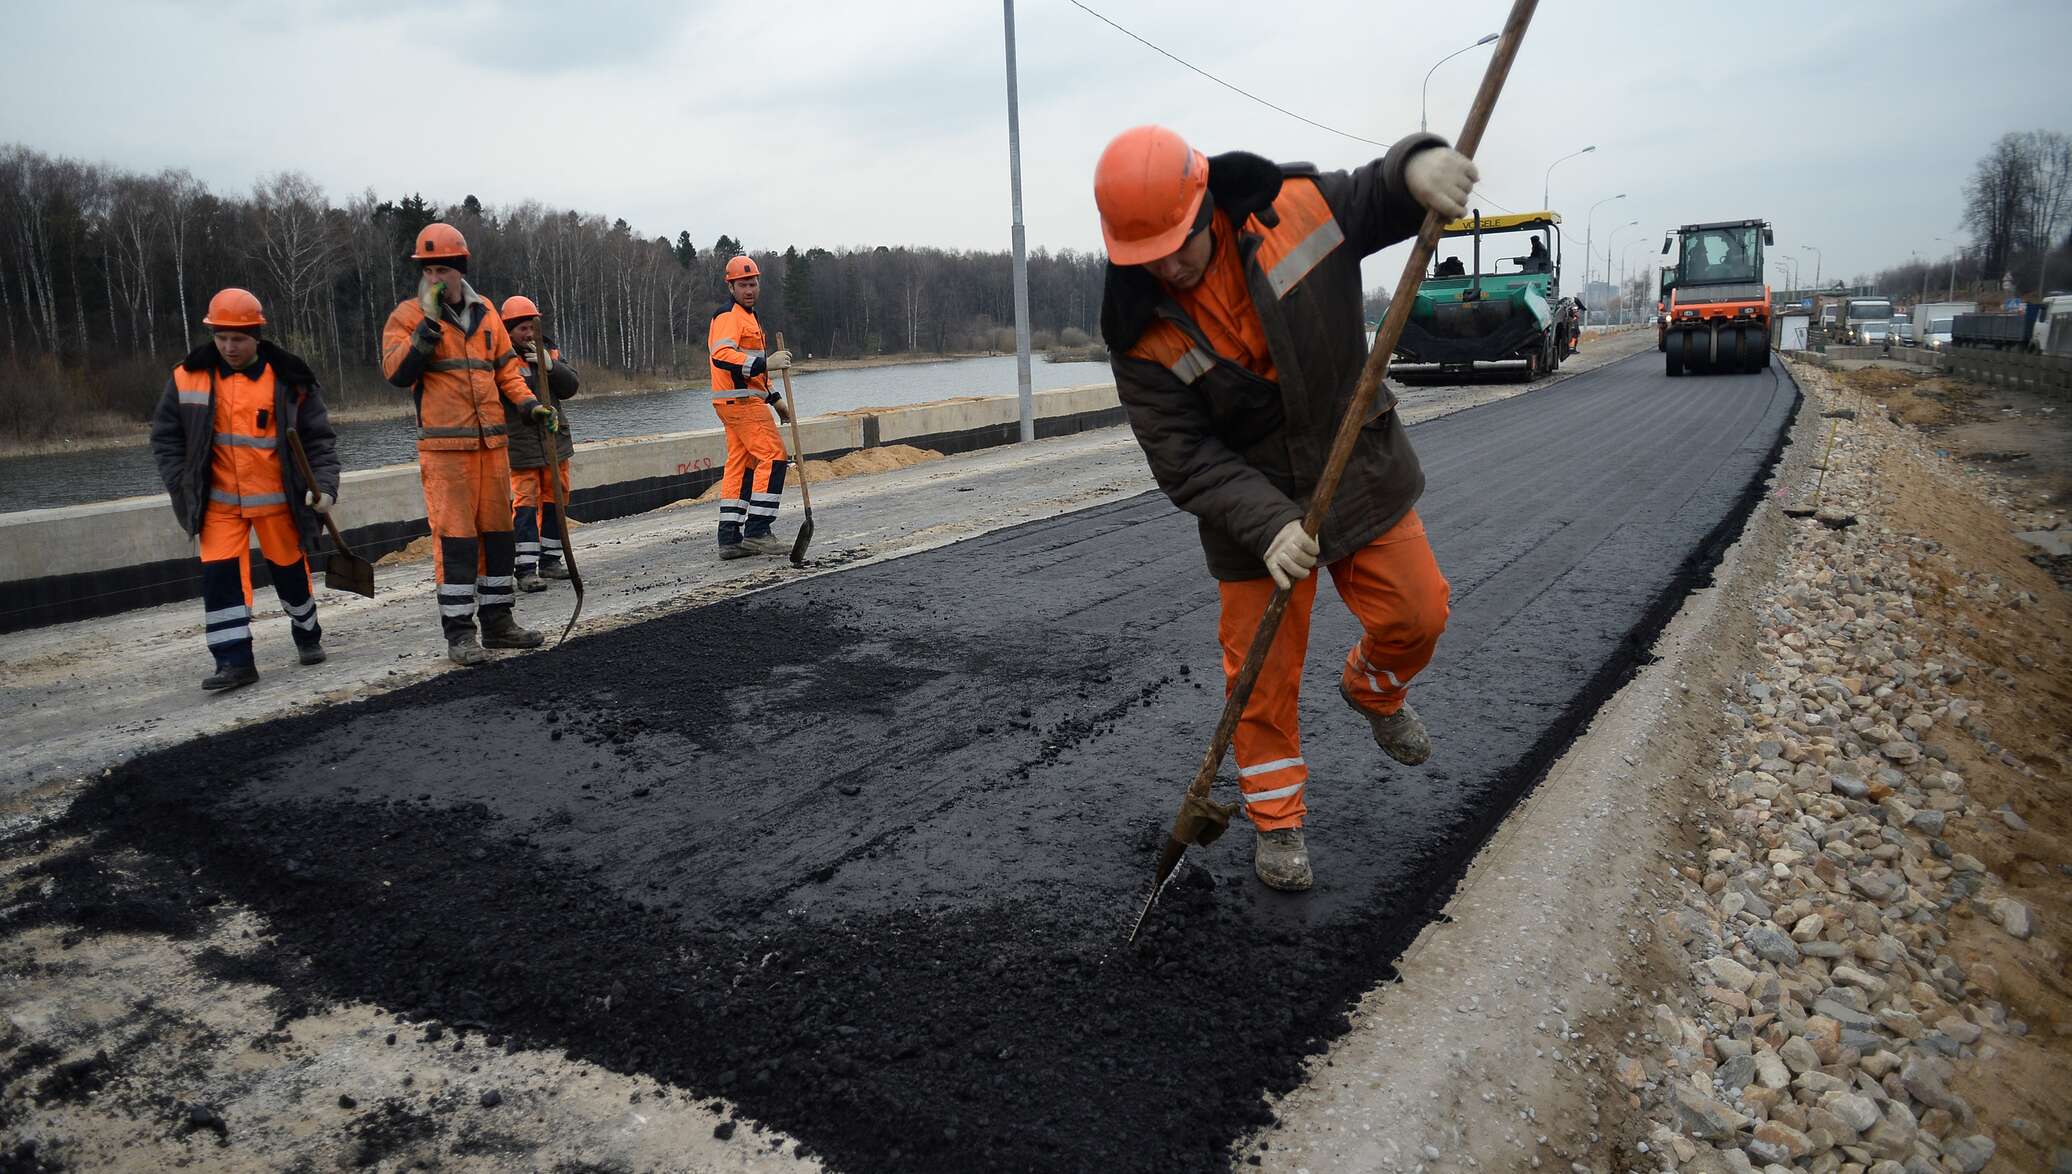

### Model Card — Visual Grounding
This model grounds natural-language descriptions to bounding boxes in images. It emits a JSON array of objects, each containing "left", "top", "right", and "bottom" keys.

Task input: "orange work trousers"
[
  {"left": 198, "top": 507, "right": 319, "bottom": 666},
  {"left": 713, "top": 397, "right": 788, "bottom": 544},
  {"left": 1217, "top": 510, "right": 1451, "bottom": 831},
  {"left": 419, "top": 447, "right": 518, "bottom": 638}
]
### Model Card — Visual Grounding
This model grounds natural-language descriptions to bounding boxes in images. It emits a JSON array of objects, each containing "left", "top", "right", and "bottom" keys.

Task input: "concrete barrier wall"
[
  {"left": 1946, "top": 348, "right": 2072, "bottom": 396},
  {"left": 0, "top": 383, "right": 1123, "bottom": 633}
]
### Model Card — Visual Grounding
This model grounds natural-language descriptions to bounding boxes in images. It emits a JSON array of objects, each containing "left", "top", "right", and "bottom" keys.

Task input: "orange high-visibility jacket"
[
  {"left": 381, "top": 285, "right": 540, "bottom": 451},
  {"left": 708, "top": 302, "right": 772, "bottom": 398},
  {"left": 187, "top": 362, "right": 288, "bottom": 516}
]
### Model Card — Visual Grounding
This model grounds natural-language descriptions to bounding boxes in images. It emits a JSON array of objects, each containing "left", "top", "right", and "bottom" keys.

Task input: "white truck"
[
  {"left": 1911, "top": 300, "right": 1976, "bottom": 351},
  {"left": 1840, "top": 296, "right": 1893, "bottom": 345},
  {"left": 2039, "top": 294, "right": 2072, "bottom": 356}
]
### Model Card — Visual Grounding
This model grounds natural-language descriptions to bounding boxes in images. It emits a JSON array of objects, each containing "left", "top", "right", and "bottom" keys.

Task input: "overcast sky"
[{"left": 4, "top": 0, "right": 2068, "bottom": 296}]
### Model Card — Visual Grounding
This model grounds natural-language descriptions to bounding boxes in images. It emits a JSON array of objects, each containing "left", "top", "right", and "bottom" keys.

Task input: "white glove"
[
  {"left": 1263, "top": 520, "right": 1319, "bottom": 590},
  {"left": 764, "top": 349, "right": 793, "bottom": 371},
  {"left": 1405, "top": 148, "right": 1479, "bottom": 220},
  {"left": 305, "top": 490, "right": 334, "bottom": 513}
]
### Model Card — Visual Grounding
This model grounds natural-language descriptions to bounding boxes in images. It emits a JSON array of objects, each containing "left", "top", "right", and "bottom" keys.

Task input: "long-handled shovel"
[
  {"left": 1128, "top": 0, "right": 1540, "bottom": 944},
  {"left": 285, "top": 429, "right": 375, "bottom": 598},
  {"left": 773, "top": 331, "right": 816, "bottom": 566},
  {"left": 533, "top": 350, "right": 583, "bottom": 646}
]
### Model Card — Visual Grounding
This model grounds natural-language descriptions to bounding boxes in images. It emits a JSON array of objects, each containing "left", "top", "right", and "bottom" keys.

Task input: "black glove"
[{"left": 764, "top": 391, "right": 781, "bottom": 405}]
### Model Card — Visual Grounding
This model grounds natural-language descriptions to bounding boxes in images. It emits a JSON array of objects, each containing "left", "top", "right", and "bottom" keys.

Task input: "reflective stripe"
[
  {"left": 1356, "top": 654, "right": 1403, "bottom": 695},
  {"left": 440, "top": 603, "right": 476, "bottom": 618},
  {"left": 418, "top": 424, "right": 507, "bottom": 439},
  {"left": 516, "top": 541, "right": 541, "bottom": 554},
  {"left": 712, "top": 336, "right": 738, "bottom": 350},
  {"left": 1166, "top": 346, "right": 1217, "bottom": 385},
  {"left": 1265, "top": 218, "right": 1344, "bottom": 298},
  {"left": 438, "top": 585, "right": 475, "bottom": 598},
  {"left": 743, "top": 349, "right": 764, "bottom": 363},
  {"left": 477, "top": 575, "right": 515, "bottom": 588},
  {"left": 290, "top": 612, "right": 319, "bottom": 631},
  {"left": 1241, "top": 781, "right": 1305, "bottom": 804},
  {"left": 541, "top": 537, "right": 563, "bottom": 550},
  {"left": 178, "top": 391, "right": 210, "bottom": 405},
  {"left": 426, "top": 357, "right": 497, "bottom": 373},
  {"left": 212, "top": 432, "right": 274, "bottom": 449},
  {"left": 203, "top": 605, "right": 250, "bottom": 625},
  {"left": 208, "top": 488, "right": 287, "bottom": 507},
  {"left": 495, "top": 349, "right": 521, "bottom": 367},
  {"left": 1237, "top": 756, "right": 1306, "bottom": 779},
  {"left": 205, "top": 626, "right": 251, "bottom": 647},
  {"left": 283, "top": 599, "right": 315, "bottom": 618}
]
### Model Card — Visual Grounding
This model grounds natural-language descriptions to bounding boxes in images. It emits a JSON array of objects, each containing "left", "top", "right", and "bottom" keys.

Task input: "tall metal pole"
[
  {"left": 1801, "top": 245, "right": 1821, "bottom": 291},
  {"left": 1935, "top": 236, "right": 1955, "bottom": 301},
  {"left": 1422, "top": 33, "right": 1499, "bottom": 133},
  {"left": 1542, "top": 144, "right": 1595, "bottom": 210},
  {"left": 1002, "top": 0, "right": 1035, "bottom": 443},
  {"left": 1584, "top": 192, "right": 1624, "bottom": 299}
]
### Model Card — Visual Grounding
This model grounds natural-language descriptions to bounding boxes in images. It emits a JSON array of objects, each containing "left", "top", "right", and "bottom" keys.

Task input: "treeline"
[
  {"left": 0, "top": 142, "right": 1106, "bottom": 442},
  {"left": 1863, "top": 130, "right": 2070, "bottom": 303}
]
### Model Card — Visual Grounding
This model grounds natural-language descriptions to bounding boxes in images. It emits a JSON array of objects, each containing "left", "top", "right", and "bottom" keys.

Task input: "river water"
[{"left": 0, "top": 355, "right": 1110, "bottom": 515}]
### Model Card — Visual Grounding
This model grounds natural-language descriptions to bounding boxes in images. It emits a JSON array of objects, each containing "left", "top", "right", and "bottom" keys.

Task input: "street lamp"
[
  {"left": 1584, "top": 193, "right": 1626, "bottom": 294},
  {"left": 1800, "top": 245, "right": 1822, "bottom": 290},
  {"left": 1619, "top": 239, "right": 1651, "bottom": 323},
  {"left": 1605, "top": 219, "right": 1640, "bottom": 321},
  {"left": 1421, "top": 33, "right": 1499, "bottom": 133},
  {"left": 1543, "top": 145, "right": 1596, "bottom": 210},
  {"left": 1933, "top": 236, "right": 1956, "bottom": 300}
]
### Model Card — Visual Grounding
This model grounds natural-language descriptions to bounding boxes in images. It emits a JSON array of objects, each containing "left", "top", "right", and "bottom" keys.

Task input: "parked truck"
[
  {"left": 1911, "top": 301, "right": 1976, "bottom": 351},
  {"left": 1837, "top": 296, "right": 1894, "bottom": 345},
  {"left": 1952, "top": 309, "right": 2036, "bottom": 350}
]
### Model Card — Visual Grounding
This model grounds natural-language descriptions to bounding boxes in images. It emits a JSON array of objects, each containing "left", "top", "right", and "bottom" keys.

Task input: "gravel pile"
[{"left": 1623, "top": 368, "right": 2067, "bottom": 1174}]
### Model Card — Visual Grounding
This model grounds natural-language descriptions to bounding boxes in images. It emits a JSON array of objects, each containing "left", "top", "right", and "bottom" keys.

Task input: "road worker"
[
  {"left": 707, "top": 256, "right": 793, "bottom": 558},
  {"left": 498, "top": 295, "right": 581, "bottom": 592},
  {"left": 380, "top": 223, "right": 557, "bottom": 664},
  {"left": 1095, "top": 125, "right": 1478, "bottom": 891},
  {"left": 150, "top": 288, "right": 338, "bottom": 691}
]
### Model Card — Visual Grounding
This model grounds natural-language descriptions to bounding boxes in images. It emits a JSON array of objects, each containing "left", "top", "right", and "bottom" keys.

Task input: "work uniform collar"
[
  {"left": 439, "top": 280, "right": 489, "bottom": 330},
  {"left": 214, "top": 352, "right": 269, "bottom": 381}
]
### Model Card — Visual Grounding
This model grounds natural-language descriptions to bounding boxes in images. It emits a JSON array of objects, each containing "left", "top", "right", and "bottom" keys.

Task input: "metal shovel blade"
[
  {"left": 789, "top": 512, "right": 815, "bottom": 567},
  {"left": 324, "top": 550, "right": 376, "bottom": 599}
]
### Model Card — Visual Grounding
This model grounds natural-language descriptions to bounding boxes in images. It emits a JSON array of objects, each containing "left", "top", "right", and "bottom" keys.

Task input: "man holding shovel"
[
  {"left": 498, "top": 295, "right": 581, "bottom": 592},
  {"left": 1096, "top": 125, "right": 1476, "bottom": 891},
  {"left": 150, "top": 288, "right": 338, "bottom": 691},
  {"left": 380, "top": 223, "right": 557, "bottom": 665},
  {"left": 707, "top": 255, "right": 794, "bottom": 559}
]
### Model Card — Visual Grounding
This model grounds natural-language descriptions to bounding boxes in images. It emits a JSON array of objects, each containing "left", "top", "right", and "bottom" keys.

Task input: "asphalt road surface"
[{"left": 39, "top": 352, "right": 1797, "bottom": 1172}]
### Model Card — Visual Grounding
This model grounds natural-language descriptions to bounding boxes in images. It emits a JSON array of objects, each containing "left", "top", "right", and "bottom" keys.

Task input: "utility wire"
[{"left": 1067, "top": 0, "right": 1387, "bottom": 148}]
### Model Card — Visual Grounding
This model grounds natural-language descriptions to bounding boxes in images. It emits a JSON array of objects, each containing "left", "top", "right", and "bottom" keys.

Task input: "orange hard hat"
[
  {"left": 1094, "top": 125, "right": 1209, "bottom": 265},
  {"left": 724, "top": 255, "right": 760, "bottom": 283},
  {"left": 500, "top": 295, "right": 541, "bottom": 323},
  {"left": 202, "top": 287, "right": 266, "bottom": 330},
  {"left": 411, "top": 222, "right": 471, "bottom": 262}
]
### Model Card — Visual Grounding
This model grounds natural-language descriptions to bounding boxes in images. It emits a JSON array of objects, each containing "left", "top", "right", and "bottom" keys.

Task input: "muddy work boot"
[
  {"left": 447, "top": 634, "right": 490, "bottom": 666},
  {"left": 738, "top": 533, "right": 788, "bottom": 557},
  {"left": 718, "top": 543, "right": 754, "bottom": 561},
  {"left": 201, "top": 663, "right": 260, "bottom": 692},
  {"left": 1340, "top": 680, "right": 1432, "bottom": 766},
  {"left": 297, "top": 643, "right": 328, "bottom": 666},
  {"left": 541, "top": 561, "right": 571, "bottom": 580},
  {"left": 1254, "top": 827, "right": 1313, "bottom": 891},
  {"left": 480, "top": 609, "right": 545, "bottom": 650},
  {"left": 516, "top": 570, "right": 547, "bottom": 593}
]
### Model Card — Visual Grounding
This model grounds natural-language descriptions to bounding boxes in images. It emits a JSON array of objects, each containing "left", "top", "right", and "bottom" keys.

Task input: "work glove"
[
  {"left": 764, "top": 349, "right": 793, "bottom": 371},
  {"left": 418, "top": 279, "right": 444, "bottom": 319},
  {"left": 1404, "top": 148, "right": 1479, "bottom": 220},
  {"left": 304, "top": 490, "right": 334, "bottom": 513},
  {"left": 1263, "top": 520, "right": 1319, "bottom": 590},
  {"left": 520, "top": 343, "right": 553, "bottom": 372},
  {"left": 530, "top": 403, "right": 559, "bottom": 432}
]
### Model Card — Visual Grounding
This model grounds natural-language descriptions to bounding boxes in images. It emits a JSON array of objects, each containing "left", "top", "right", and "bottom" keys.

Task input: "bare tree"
[
  {"left": 2020, "top": 130, "right": 2072, "bottom": 293},
  {"left": 158, "top": 168, "right": 205, "bottom": 348},
  {"left": 248, "top": 171, "right": 341, "bottom": 351}
]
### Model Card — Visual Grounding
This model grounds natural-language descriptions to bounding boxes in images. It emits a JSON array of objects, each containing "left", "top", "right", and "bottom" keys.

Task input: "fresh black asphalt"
[{"left": 35, "top": 352, "right": 1798, "bottom": 1172}]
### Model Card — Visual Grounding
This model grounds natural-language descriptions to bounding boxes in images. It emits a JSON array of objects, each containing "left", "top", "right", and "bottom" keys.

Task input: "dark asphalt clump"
[{"left": 17, "top": 360, "right": 1798, "bottom": 1172}]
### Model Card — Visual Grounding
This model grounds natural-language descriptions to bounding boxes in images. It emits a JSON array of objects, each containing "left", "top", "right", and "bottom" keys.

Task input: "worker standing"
[
  {"left": 498, "top": 295, "right": 581, "bottom": 592},
  {"left": 150, "top": 288, "right": 338, "bottom": 691},
  {"left": 707, "top": 256, "right": 793, "bottom": 558},
  {"left": 380, "top": 223, "right": 557, "bottom": 664},
  {"left": 1095, "top": 126, "right": 1477, "bottom": 891}
]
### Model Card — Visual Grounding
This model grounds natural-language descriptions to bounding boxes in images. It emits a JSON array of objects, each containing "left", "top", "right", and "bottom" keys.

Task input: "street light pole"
[
  {"left": 1619, "top": 239, "right": 1651, "bottom": 324},
  {"left": 1542, "top": 144, "right": 1596, "bottom": 210},
  {"left": 1800, "top": 245, "right": 1822, "bottom": 291},
  {"left": 1001, "top": 0, "right": 1034, "bottom": 443},
  {"left": 1421, "top": 33, "right": 1499, "bottom": 133},
  {"left": 1934, "top": 236, "right": 1956, "bottom": 301},
  {"left": 1584, "top": 193, "right": 1626, "bottom": 297},
  {"left": 1605, "top": 220, "right": 1639, "bottom": 321}
]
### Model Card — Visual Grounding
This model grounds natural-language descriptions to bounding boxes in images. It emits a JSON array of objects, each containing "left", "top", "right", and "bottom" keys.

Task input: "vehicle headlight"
[{"left": 1680, "top": 309, "right": 1699, "bottom": 320}]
